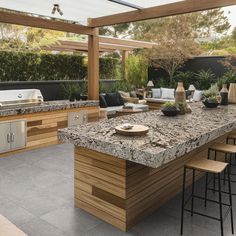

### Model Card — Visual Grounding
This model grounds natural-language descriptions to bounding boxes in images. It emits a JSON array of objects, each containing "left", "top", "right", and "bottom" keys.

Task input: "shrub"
[{"left": 0, "top": 51, "right": 120, "bottom": 82}]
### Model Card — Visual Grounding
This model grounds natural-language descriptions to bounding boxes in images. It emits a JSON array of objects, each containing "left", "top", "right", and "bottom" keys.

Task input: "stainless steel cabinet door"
[
  {"left": 10, "top": 120, "right": 26, "bottom": 150},
  {"left": 0, "top": 122, "right": 11, "bottom": 153}
]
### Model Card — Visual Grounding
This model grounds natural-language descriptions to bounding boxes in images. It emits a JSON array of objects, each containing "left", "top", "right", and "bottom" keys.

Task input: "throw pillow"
[
  {"left": 99, "top": 95, "right": 107, "bottom": 108},
  {"left": 192, "top": 90, "right": 203, "bottom": 102},
  {"left": 105, "top": 92, "right": 124, "bottom": 106},
  {"left": 161, "top": 88, "right": 175, "bottom": 99},
  {"left": 152, "top": 88, "right": 161, "bottom": 98},
  {"left": 118, "top": 91, "right": 130, "bottom": 98}
]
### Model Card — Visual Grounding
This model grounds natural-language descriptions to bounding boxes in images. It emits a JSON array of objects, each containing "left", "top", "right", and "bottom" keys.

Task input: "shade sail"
[{"left": 0, "top": 0, "right": 183, "bottom": 25}]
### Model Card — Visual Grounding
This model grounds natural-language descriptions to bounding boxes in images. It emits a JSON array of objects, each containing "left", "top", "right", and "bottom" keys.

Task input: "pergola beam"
[
  {"left": 99, "top": 36, "right": 156, "bottom": 49},
  {"left": 88, "top": 0, "right": 236, "bottom": 27},
  {"left": 0, "top": 11, "right": 94, "bottom": 35}
]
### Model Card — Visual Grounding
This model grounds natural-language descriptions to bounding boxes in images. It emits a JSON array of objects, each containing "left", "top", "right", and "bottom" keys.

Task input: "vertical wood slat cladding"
[
  {"left": 74, "top": 131, "right": 235, "bottom": 231},
  {"left": 0, "top": 106, "right": 99, "bottom": 156}
]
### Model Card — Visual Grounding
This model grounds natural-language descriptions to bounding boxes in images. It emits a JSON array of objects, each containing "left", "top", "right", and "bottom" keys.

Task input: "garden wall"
[
  {"left": 148, "top": 56, "right": 227, "bottom": 83},
  {"left": 0, "top": 80, "right": 118, "bottom": 101}
]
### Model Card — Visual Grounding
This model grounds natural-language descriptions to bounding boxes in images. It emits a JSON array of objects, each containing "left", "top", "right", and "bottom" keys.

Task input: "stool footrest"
[{"left": 184, "top": 208, "right": 220, "bottom": 221}]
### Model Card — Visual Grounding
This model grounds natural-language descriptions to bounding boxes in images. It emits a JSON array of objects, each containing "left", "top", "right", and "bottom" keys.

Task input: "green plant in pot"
[
  {"left": 202, "top": 84, "right": 221, "bottom": 108},
  {"left": 61, "top": 84, "right": 81, "bottom": 101},
  {"left": 161, "top": 102, "right": 179, "bottom": 116}
]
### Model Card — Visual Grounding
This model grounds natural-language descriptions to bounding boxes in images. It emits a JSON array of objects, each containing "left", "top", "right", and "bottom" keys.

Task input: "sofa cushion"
[
  {"left": 99, "top": 95, "right": 108, "bottom": 108},
  {"left": 105, "top": 92, "right": 124, "bottom": 106},
  {"left": 152, "top": 88, "right": 161, "bottom": 98},
  {"left": 161, "top": 88, "right": 175, "bottom": 99},
  {"left": 130, "top": 91, "right": 137, "bottom": 98},
  {"left": 193, "top": 90, "right": 203, "bottom": 102}
]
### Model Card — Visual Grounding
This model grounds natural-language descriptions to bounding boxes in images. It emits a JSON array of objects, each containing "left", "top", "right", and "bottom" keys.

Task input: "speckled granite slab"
[
  {"left": 0, "top": 100, "right": 99, "bottom": 117},
  {"left": 58, "top": 104, "right": 236, "bottom": 168}
]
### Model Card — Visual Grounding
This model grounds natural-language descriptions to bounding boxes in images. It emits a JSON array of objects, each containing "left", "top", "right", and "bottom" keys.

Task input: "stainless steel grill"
[{"left": 0, "top": 89, "right": 44, "bottom": 108}]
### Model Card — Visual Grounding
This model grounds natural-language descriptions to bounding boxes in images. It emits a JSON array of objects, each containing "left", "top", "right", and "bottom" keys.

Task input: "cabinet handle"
[
  {"left": 10, "top": 133, "right": 15, "bottom": 142},
  {"left": 7, "top": 133, "right": 11, "bottom": 143}
]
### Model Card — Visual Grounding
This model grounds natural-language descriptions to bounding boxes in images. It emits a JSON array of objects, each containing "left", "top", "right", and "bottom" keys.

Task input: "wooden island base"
[{"left": 74, "top": 131, "right": 235, "bottom": 231}]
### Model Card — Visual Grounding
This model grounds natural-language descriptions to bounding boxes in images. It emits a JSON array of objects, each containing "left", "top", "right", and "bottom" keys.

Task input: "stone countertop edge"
[
  {"left": 0, "top": 100, "right": 99, "bottom": 117},
  {"left": 58, "top": 121, "right": 236, "bottom": 169},
  {"left": 58, "top": 104, "right": 236, "bottom": 169}
]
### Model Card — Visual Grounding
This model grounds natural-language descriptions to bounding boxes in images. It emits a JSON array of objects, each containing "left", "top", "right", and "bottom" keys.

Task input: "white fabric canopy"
[{"left": 0, "top": 0, "right": 183, "bottom": 25}]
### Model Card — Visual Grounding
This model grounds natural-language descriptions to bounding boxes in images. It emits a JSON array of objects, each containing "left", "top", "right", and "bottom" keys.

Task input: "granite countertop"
[
  {"left": 58, "top": 103, "right": 236, "bottom": 168},
  {"left": 0, "top": 100, "right": 99, "bottom": 116}
]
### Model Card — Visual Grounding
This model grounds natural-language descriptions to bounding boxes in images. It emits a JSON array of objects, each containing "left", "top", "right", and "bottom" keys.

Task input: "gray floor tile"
[
  {"left": 0, "top": 196, "right": 36, "bottom": 226},
  {"left": 83, "top": 223, "right": 142, "bottom": 236},
  {"left": 1, "top": 143, "right": 236, "bottom": 236},
  {"left": 19, "top": 218, "right": 65, "bottom": 236},
  {"left": 41, "top": 206, "right": 102, "bottom": 236}
]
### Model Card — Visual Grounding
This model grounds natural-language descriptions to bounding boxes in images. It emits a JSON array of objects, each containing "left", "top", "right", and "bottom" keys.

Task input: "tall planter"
[{"left": 228, "top": 83, "right": 236, "bottom": 104}]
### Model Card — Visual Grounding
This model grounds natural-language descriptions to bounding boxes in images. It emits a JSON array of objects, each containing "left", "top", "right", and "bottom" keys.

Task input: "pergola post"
[
  {"left": 88, "top": 28, "right": 99, "bottom": 100},
  {"left": 121, "top": 50, "right": 129, "bottom": 80}
]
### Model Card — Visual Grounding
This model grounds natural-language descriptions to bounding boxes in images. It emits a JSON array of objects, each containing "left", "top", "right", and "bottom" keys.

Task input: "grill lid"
[{"left": 0, "top": 89, "right": 44, "bottom": 107}]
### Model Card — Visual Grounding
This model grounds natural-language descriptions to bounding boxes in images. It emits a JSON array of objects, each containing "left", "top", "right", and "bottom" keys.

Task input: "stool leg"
[
  {"left": 204, "top": 173, "right": 208, "bottom": 207},
  {"left": 180, "top": 167, "right": 186, "bottom": 235},
  {"left": 227, "top": 166, "right": 234, "bottom": 235},
  {"left": 218, "top": 173, "right": 224, "bottom": 236},
  {"left": 191, "top": 169, "right": 195, "bottom": 216},
  {"left": 213, "top": 151, "right": 217, "bottom": 193},
  {"left": 224, "top": 153, "right": 227, "bottom": 185}
]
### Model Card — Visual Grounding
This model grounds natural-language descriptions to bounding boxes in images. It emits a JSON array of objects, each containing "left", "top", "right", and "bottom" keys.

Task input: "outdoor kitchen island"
[{"left": 58, "top": 104, "right": 236, "bottom": 231}]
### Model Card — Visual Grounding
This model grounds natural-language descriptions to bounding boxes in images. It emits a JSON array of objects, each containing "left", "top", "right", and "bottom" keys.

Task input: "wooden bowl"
[{"left": 115, "top": 125, "right": 149, "bottom": 136}]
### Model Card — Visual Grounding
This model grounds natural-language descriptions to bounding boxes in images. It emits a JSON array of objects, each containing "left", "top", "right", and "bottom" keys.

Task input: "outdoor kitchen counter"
[
  {"left": 58, "top": 103, "right": 236, "bottom": 231},
  {"left": 0, "top": 100, "right": 99, "bottom": 117},
  {"left": 59, "top": 103, "right": 236, "bottom": 168}
]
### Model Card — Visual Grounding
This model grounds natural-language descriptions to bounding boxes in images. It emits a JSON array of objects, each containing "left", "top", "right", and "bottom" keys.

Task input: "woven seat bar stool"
[
  {"left": 209, "top": 143, "right": 236, "bottom": 189},
  {"left": 227, "top": 133, "right": 236, "bottom": 145},
  {"left": 180, "top": 159, "right": 234, "bottom": 236}
]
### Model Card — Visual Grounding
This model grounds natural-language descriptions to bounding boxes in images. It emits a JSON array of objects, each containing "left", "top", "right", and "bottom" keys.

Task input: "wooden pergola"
[
  {"left": 42, "top": 37, "right": 156, "bottom": 76},
  {"left": 0, "top": 0, "right": 236, "bottom": 100}
]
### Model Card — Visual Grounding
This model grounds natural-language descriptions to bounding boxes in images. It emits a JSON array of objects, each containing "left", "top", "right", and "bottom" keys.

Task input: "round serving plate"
[{"left": 115, "top": 125, "right": 149, "bottom": 136}]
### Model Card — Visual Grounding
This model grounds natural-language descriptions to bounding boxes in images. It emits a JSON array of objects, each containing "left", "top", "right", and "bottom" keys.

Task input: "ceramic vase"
[
  {"left": 228, "top": 83, "right": 236, "bottom": 104},
  {"left": 220, "top": 84, "right": 228, "bottom": 106},
  {"left": 175, "top": 82, "right": 186, "bottom": 103}
]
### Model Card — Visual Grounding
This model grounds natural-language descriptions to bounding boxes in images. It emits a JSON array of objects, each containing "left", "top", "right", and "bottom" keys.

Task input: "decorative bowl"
[
  {"left": 161, "top": 107, "right": 179, "bottom": 116},
  {"left": 202, "top": 100, "right": 220, "bottom": 108}
]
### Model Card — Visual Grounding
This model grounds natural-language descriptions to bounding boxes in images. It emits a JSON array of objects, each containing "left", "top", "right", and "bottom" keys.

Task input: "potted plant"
[
  {"left": 161, "top": 102, "right": 179, "bottom": 116},
  {"left": 202, "top": 84, "right": 221, "bottom": 108}
]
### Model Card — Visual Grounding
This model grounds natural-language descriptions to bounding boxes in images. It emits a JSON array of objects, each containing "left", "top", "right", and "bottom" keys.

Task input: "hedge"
[{"left": 0, "top": 51, "right": 121, "bottom": 81}]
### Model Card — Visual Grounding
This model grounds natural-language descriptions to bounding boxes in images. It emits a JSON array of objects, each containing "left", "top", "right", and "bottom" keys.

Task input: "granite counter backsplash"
[
  {"left": 59, "top": 104, "right": 236, "bottom": 168},
  {"left": 0, "top": 100, "right": 99, "bottom": 116}
]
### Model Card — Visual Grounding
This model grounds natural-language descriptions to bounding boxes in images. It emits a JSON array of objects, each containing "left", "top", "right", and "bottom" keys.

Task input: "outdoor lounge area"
[{"left": 1, "top": 1, "right": 236, "bottom": 236}]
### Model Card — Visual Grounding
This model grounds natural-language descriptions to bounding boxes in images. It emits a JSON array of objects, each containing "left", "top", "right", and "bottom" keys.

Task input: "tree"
[
  {"left": 99, "top": 24, "right": 130, "bottom": 37},
  {"left": 196, "top": 9, "right": 230, "bottom": 39},
  {"left": 139, "top": 15, "right": 201, "bottom": 85},
  {"left": 0, "top": 23, "right": 66, "bottom": 51}
]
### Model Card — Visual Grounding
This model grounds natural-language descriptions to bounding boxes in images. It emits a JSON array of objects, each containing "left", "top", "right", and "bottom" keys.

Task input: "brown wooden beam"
[
  {"left": 99, "top": 36, "right": 156, "bottom": 49},
  {"left": 88, "top": 0, "right": 236, "bottom": 27},
  {"left": 88, "top": 28, "right": 99, "bottom": 100},
  {"left": 59, "top": 40, "right": 136, "bottom": 51},
  {"left": 0, "top": 11, "right": 94, "bottom": 35}
]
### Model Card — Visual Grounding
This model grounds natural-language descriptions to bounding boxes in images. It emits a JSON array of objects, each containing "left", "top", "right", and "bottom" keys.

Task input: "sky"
[{"left": 223, "top": 5, "right": 236, "bottom": 33}]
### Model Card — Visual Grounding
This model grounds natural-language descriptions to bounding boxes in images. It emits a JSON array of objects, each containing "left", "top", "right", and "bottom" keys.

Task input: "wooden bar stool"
[
  {"left": 227, "top": 133, "right": 236, "bottom": 145},
  {"left": 209, "top": 143, "right": 236, "bottom": 189},
  {"left": 180, "top": 159, "right": 234, "bottom": 236}
]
